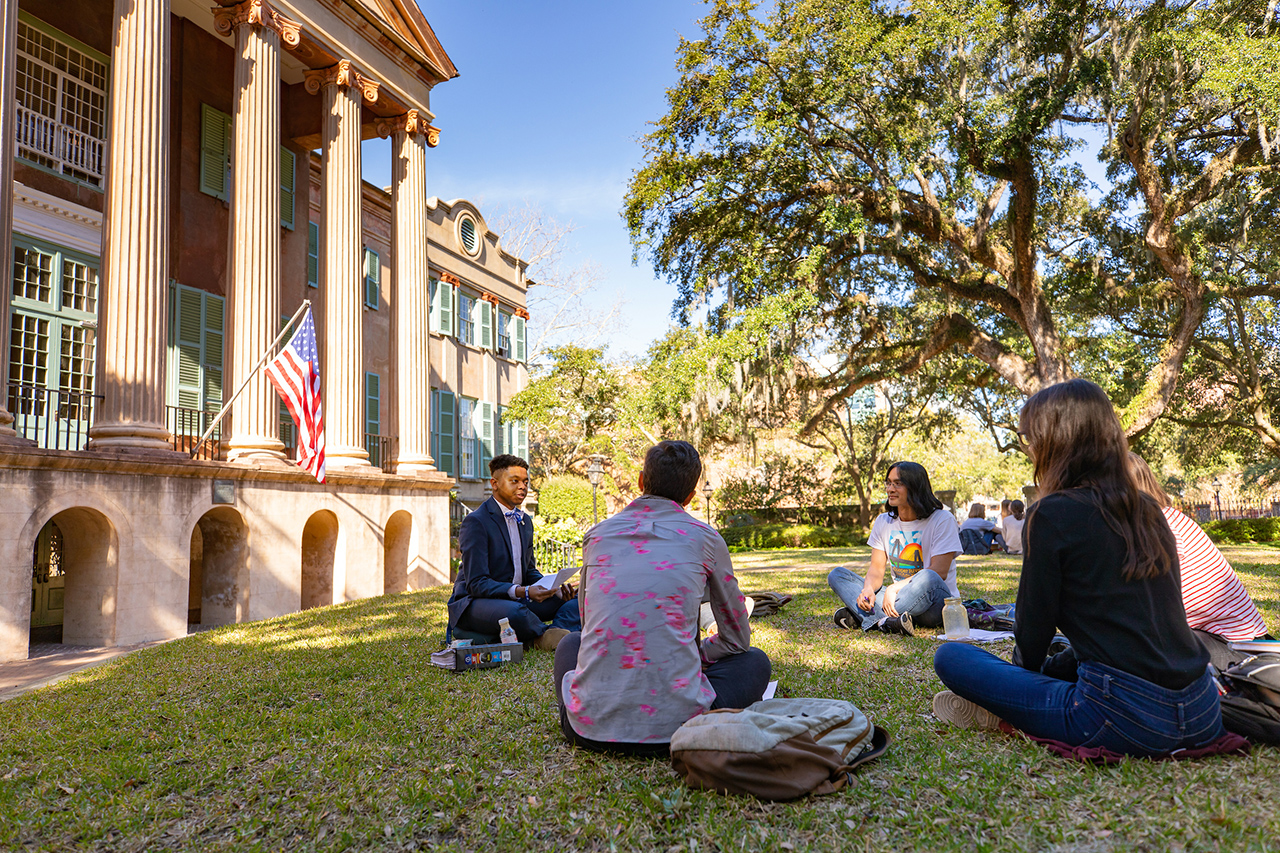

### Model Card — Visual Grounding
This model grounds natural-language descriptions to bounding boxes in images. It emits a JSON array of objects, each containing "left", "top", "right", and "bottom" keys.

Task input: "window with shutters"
[
  {"left": 8, "top": 236, "right": 99, "bottom": 433},
  {"left": 14, "top": 16, "right": 108, "bottom": 186},
  {"left": 431, "top": 388, "right": 455, "bottom": 477},
  {"left": 458, "top": 396, "right": 477, "bottom": 479},
  {"left": 200, "top": 104, "right": 295, "bottom": 228},
  {"left": 497, "top": 309, "right": 512, "bottom": 358},
  {"left": 306, "top": 222, "right": 319, "bottom": 288},
  {"left": 430, "top": 277, "right": 453, "bottom": 336},
  {"left": 477, "top": 298, "right": 493, "bottom": 350},
  {"left": 363, "top": 248, "right": 381, "bottom": 309},
  {"left": 478, "top": 401, "right": 494, "bottom": 476},
  {"left": 457, "top": 292, "right": 476, "bottom": 345},
  {"left": 167, "top": 283, "right": 225, "bottom": 433}
]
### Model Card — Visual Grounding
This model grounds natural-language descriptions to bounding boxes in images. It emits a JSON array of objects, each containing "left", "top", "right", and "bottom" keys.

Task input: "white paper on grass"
[
  {"left": 933, "top": 628, "right": 1016, "bottom": 643},
  {"left": 761, "top": 680, "right": 778, "bottom": 700},
  {"left": 531, "top": 564, "right": 582, "bottom": 591}
]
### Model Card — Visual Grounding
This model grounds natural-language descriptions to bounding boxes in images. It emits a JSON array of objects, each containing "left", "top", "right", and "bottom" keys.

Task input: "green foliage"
[
  {"left": 533, "top": 515, "right": 587, "bottom": 547},
  {"left": 720, "top": 523, "right": 863, "bottom": 550},
  {"left": 718, "top": 454, "right": 823, "bottom": 513},
  {"left": 534, "top": 474, "right": 600, "bottom": 524},
  {"left": 1201, "top": 517, "right": 1280, "bottom": 545},
  {"left": 894, "top": 420, "right": 1034, "bottom": 506}
]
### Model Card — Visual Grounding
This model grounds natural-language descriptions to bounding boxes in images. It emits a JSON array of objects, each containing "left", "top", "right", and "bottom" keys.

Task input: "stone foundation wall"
[{"left": 0, "top": 448, "right": 452, "bottom": 662}]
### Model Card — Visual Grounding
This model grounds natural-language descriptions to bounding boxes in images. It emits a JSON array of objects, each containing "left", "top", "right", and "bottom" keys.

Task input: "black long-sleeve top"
[{"left": 1014, "top": 490, "right": 1209, "bottom": 691}]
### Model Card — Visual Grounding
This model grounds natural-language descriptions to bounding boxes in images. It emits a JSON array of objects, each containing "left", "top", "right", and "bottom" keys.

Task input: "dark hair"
[
  {"left": 1018, "top": 379, "right": 1175, "bottom": 580},
  {"left": 642, "top": 441, "right": 702, "bottom": 503},
  {"left": 884, "top": 461, "right": 944, "bottom": 520},
  {"left": 967, "top": 502, "right": 986, "bottom": 519},
  {"left": 1010, "top": 499, "right": 1025, "bottom": 520},
  {"left": 489, "top": 454, "right": 528, "bottom": 476},
  {"left": 1127, "top": 453, "right": 1171, "bottom": 508},
  {"left": 1001, "top": 499, "right": 1012, "bottom": 511}
]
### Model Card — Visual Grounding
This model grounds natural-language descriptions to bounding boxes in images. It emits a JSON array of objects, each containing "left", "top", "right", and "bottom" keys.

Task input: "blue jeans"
[
  {"left": 458, "top": 596, "right": 581, "bottom": 642},
  {"left": 827, "top": 565, "right": 949, "bottom": 629},
  {"left": 934, "top": 643, "right": 1224, "bottom": 757}
]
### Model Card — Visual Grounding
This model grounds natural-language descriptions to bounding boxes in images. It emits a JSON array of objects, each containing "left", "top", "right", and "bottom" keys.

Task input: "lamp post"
[
  {"left": 1213, "top": 477, "right": 1222, "bottom": 521},
  {"left": 702, "top": 480, "right": 714, "bottom": 526},
  {"left": 586, "top": 455, "right": 605, "bottom": 525}
]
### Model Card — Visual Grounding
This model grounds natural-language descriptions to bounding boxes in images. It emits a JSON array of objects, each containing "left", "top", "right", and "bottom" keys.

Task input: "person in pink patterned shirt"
[{"left": 553, "top": 441, "right": 772, "bottom": 756}]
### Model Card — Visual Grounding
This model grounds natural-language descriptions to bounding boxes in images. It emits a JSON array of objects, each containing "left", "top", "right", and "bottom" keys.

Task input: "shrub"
[
  {"left": 720, "top": 523, "right": 864, "bottom": 551},
  {"left": 536, "top": 475, "right": 597, "bottom": 523},
  {"left": 533, "top": 515, "right": 586, "bottom": 547},
  {"left": 1201, "top": 517, "right": 1280, "bottom": 545}
]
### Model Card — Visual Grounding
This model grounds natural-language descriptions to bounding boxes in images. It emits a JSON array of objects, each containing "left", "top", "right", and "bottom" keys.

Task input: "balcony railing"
[
  {"left": 364, "top": 433, "right": 394, "bottom": 473},
  {"left": 16, "top": 105, "right": 105, "bottom": 185},
  {"left": 168, "top": 405, "right": 225, "bottom": 460},
  {"left": 8, "top": 383, "right": 100, "bottom": 451}
]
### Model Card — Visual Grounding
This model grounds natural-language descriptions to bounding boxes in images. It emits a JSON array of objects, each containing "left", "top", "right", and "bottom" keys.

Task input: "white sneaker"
[{"left": 932, "top": 690, "right": 1002, "bottom": 731}]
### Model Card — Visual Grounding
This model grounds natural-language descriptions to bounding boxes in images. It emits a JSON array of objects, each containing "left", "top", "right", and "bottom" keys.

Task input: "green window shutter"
[
  {"left": 429, "top": 278, "right": 439, "bottom": 332},
  {"left": 364, "top": 249, "right": 380, "bottom": 309},
  {"left": 479, "top": 299, "right": 492, "bottom": 349},
  {"left": 200, "top": 104, "right": 231, "bottom": 200},
  {"left": 203, "top": 292, "right": 225, "bottom": 412},
  {"left": 437, "top": 389, "right": 455, "bottom": 476},
  {"left": 513, "top": 316, "right": 526, "bottom": 363},
  {"left": 306, "top": 222, "right": 319, "bottom": 288},
  {"left": 173, "top": 285, "right": 205, "bottom": 411},
  {"left": 365, "top": 372, "right": 380, "bottom": 434},
  {"left": 280, "top": 147, "right": 296, "bottom": 230},
  {"left": 495, "top": 405, "right": 504, "bottom": 456},
  {"left": 480, "top": 401, "right": 494, "bottom": 475},
  {"left": 439, "top": 281, "right": 453, "bottom": 336},
  {"left": 516, "top": 419, "right": 528, "bottom": 460}
]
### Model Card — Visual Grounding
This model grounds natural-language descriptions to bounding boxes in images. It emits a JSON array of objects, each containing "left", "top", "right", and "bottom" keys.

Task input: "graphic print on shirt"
[{"left": 887, "top": 532, "right": 925, "bottom": 579}]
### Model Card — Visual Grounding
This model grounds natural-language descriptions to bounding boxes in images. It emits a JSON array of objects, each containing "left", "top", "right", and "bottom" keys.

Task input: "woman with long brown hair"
[{"left": 931, "top": 379, "right": 1225, "bottom": 756}]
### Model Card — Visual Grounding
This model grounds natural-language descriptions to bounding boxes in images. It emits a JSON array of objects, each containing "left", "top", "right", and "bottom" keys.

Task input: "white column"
[
  {"left": 306, "top": 62, "right": 379, "bottom": 469},
  {"left": 214, "top": 1, "right": 299, "bottom": 464},
  {"left": 88, "top": 0, "right": 172, "bottom": 452},
  {"left": 0, "top": 0, "right": 19, "bottom": 440},
  {"left": 386, "top": 112, "right": 434, "bottom": 474}
]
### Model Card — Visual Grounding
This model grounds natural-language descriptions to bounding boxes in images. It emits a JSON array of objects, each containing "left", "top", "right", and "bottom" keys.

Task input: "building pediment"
[{"left": 340, "top": 0, "right": 458, "bottom": 84}]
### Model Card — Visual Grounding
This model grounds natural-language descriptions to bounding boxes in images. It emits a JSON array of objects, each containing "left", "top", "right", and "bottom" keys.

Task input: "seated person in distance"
[
  {"left": 447, "top": 454, "right": 580, "bottom": 650},
  {"left": 1129, "top": 453, "right": 1270, "bottom": 670},
  {"left": 554, "top": 440, "right": 772, "bottom": 756},
  {"left": 1001, "top": 500, "right": 1026, "bottom": 555},
  {"left": 959, "top": 502, "right": 1004, "bottom": 552},
  {"left": 828, "top": 461, "right": 961, "bottom": 635}
]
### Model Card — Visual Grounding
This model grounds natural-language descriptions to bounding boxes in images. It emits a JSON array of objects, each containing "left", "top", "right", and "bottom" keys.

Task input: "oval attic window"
[{"left": 459, "top": 216, "right": 479, "bottom": 255}]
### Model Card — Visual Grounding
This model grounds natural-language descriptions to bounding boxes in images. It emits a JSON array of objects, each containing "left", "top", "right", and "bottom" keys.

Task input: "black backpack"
[{"left": 1219, "top": 654, "right": 1280, "bottom": 745}]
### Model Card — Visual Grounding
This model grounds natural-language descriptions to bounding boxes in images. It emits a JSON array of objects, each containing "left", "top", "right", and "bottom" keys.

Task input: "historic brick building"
[{"left": 0, "top": 0, "right": 530, "bottom": 663}]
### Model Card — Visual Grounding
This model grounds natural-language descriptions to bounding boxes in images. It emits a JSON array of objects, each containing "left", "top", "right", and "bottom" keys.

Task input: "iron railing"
[
  {"left": 16, "top": 105, "right": 105, "bottom": 184},
  {"left": 167, "top": 405, "right": 224, "bottom": 459},
  {"left": 364, "top": 433, "right": 394, "bottom": 473},
  {"left": 8, "top": 383, "right": 99, "bottom": 450},
  {"left": 534, "top": 538, "right": 580, "bottom": 577}
]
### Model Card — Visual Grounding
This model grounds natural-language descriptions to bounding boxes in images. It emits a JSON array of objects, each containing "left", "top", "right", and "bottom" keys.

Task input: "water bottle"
[
  {"left": 498, "top": 617, "right": 516, "bottom": 646},
  {"left": 942, "top": 597, "right": 970, "bottom": 640}
]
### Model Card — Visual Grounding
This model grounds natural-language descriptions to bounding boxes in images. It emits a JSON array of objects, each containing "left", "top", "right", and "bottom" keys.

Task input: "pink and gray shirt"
[{"left": 560, "top": 495, "right": 753, "bottom": 745}]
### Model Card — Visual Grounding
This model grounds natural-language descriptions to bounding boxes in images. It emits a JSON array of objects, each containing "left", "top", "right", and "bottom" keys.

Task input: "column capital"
[
  {"left": 376, "top": 109, "right": 432, "bottom": 141},
  {"left": 212, "top": 0, "right": 301, "bottom": 46},
  {"left": 304, "top": 60, "right": 379, "bottom": 103}
]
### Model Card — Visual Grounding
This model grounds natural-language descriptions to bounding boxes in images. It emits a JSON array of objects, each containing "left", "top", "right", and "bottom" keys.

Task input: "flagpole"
[{"left": 188, "top": 299, "right": 312, "bottom": 459}]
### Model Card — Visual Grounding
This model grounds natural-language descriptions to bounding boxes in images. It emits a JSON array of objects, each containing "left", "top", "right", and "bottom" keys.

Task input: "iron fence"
[
  {"left": 534, "top": 538, "right": 580, "bottom": 577},
  {"left": 8, "top": 383, "right": 100, "bottom": 450},
  {"left": 167, "top": 405, "right": 224, "bottom": 459},
  {"left": 1176, "top": 500, "right": 1280, "bottom": 524},
  {"left": 364, "top": 433, "right": 394, "bottom": 473}
]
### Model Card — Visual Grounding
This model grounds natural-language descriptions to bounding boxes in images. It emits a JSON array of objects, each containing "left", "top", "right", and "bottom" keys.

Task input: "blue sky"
[{"left": 361, "top": 1, "right": 709, "bottom": 359}]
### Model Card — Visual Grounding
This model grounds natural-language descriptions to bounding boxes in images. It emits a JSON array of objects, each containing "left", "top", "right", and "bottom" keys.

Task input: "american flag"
[{"left": 266, "top": 308, "right": 325, "bottom": 482}]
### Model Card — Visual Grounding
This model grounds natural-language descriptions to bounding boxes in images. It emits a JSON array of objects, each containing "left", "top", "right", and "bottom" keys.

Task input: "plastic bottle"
[
  {"left": 942, "top": 597, "right": 970, "bottom": 640},
  {"left": 498, "top": 617, "right": 516, "bottom": 646}
]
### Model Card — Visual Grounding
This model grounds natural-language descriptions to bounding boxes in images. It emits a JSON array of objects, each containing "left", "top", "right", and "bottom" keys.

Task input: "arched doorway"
[
  {"left": 189, "top": 508, "right": 250, "bottom": 628},
  {"left": 384, "top": 510, "right": 412, "bottom": 594},
  {"left": 301, "top": 510, "right": 339, "bottom": 610},
  {"left": 29, "top": 507, "right": 119, "bottom": 649}
]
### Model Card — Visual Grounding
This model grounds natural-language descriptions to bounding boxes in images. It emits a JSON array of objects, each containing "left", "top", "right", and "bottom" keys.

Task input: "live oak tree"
[{"left": 625, "top": 0, "right": 1280, "bottom": 439}]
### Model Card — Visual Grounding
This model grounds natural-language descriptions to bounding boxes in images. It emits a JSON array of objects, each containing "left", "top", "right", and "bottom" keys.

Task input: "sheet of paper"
[
  {"left": 531, "top": 564, "right": 581, "bottom": 591},
  {"left": 761, "top": 680, "right": 778, "bottom": 700},
  {"left": 933, "top": 628, "right": 1015, "bottom": 643}
]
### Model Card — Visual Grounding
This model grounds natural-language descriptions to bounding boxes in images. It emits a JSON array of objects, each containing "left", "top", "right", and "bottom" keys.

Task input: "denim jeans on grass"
[
  {"left": 934, "top": 643, "right": 1224, "bottom": 757},
  {"left": 827, "top": 566, "right": 949, "bottom": 630}
]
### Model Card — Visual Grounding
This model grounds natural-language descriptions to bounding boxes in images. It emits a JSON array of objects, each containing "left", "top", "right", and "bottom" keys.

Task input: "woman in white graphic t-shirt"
[{"left": 828, "top": 461, "right": 962, "bottom": 635}]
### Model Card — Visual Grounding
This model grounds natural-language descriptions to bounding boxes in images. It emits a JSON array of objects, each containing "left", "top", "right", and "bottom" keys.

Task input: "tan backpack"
[{"left": 669, "top": 698, "right": 889, "bottom": 801}]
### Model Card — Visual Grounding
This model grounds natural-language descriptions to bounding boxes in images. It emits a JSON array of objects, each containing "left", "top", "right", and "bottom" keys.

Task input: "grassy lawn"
[{"left": 1, "top": 546, "right": 1277, "bottom": 852}]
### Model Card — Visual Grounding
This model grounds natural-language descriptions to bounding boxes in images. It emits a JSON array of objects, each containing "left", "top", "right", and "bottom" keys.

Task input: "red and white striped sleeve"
[{"left": 1164, "top": 507, "right": 1268, "bottom": 641}]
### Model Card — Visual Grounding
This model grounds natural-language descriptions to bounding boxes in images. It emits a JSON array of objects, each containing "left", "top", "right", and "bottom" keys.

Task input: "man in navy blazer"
[{"left": 448, "top": 454, "right": 580, "bottom": 650}]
